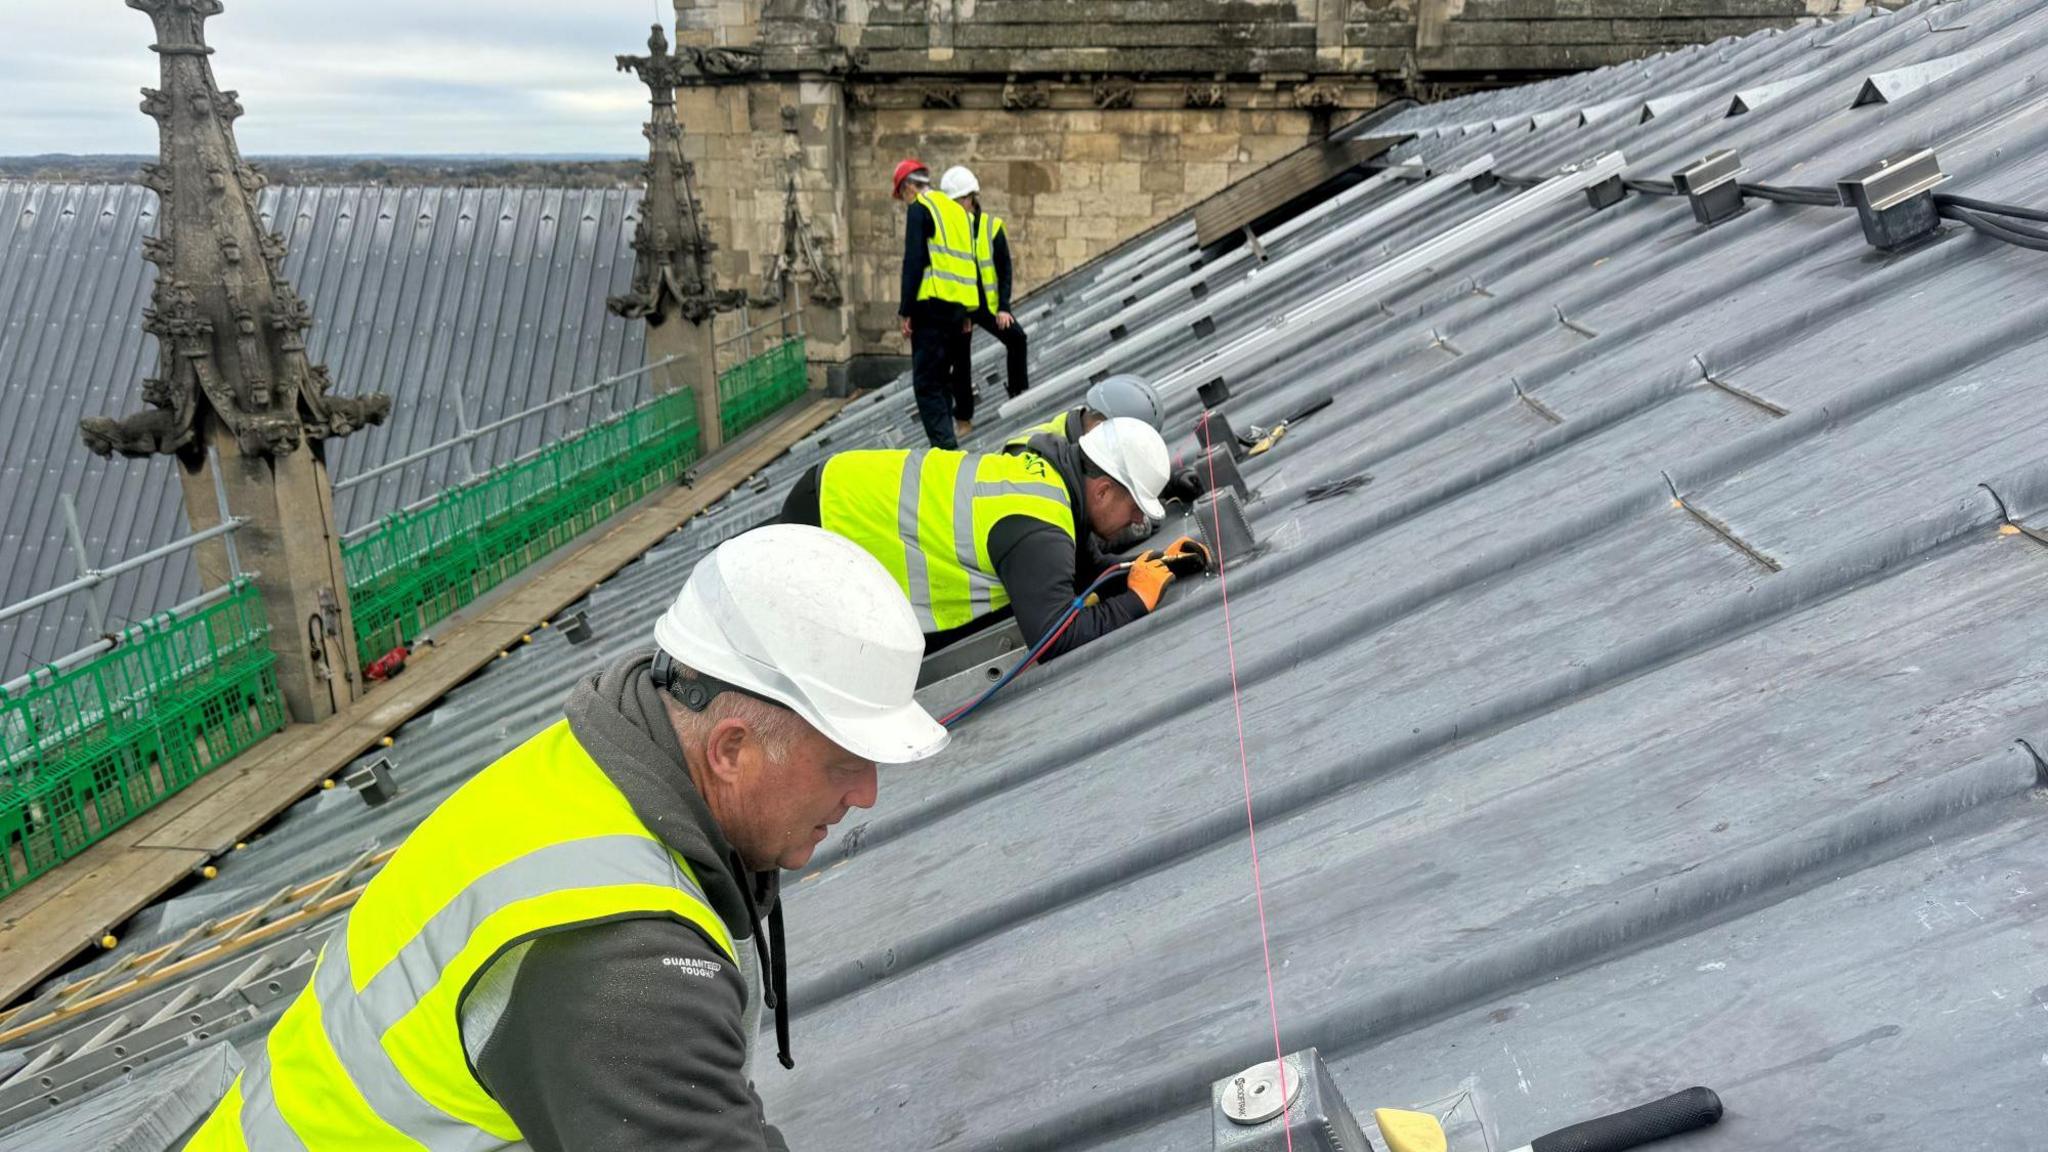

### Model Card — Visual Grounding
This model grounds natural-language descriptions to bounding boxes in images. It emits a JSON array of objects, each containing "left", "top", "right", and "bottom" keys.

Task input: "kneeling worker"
[
  {"left": 188, "top": 526, "right": 948, "bottom": 1151},
  {"left": 780, "top": 417, "right": 1198, "bottom": 660}
]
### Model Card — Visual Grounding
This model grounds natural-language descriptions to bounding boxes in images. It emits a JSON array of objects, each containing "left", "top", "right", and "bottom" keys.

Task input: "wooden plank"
[{"left": 0, "top": 396, "right": 845, "bottom": 1008}]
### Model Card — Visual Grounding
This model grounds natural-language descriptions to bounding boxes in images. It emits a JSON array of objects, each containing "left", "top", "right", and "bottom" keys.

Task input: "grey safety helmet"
[{"left": 1084, "top": 374, "right": 1164, "bottom": 432}]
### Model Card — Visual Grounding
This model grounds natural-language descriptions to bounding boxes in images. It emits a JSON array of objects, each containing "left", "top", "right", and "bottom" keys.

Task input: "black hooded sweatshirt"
[{"left": 461, "top": 652, "right": 792, "bottom": 1151}]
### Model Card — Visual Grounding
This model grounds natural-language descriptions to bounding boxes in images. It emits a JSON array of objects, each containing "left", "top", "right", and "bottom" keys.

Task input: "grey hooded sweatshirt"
[{"left": 457, "top": 652, "right": 791, "bottom": 1152}]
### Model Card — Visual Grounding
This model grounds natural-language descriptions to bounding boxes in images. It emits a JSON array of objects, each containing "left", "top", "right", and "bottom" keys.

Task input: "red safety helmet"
[{"left": 891, "top": 158, "right": 929, "bottom": 196}]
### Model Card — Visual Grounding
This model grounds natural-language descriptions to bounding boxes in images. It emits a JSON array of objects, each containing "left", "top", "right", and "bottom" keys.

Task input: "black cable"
[
  {"left": 1940, "top": 204, "right": 2048, "bottom": 252},
  {"left": 1738, "top": 182, "right": 1838, "bottom": 207},
  {"left": 1934, "top": 191, "right": 2048, "bottom": 224},
  {"left": 1622, "top": 177, "right": 1678, "bottom": 196}
]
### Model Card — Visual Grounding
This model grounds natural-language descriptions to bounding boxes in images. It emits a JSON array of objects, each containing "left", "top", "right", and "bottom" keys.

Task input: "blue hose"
[{"left": 940, "top": 565, "right": 1129, "bottom": 728}]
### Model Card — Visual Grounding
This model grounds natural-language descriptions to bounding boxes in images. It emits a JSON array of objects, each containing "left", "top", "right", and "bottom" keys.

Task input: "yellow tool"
[{"left": 1373, "top": 1108, "right": 1447, "bottom": 1152}]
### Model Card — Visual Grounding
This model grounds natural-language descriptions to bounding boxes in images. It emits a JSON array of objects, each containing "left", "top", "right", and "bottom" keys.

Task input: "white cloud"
[{"left": 0, "top": 0, "right": 665, "bottom": 155}]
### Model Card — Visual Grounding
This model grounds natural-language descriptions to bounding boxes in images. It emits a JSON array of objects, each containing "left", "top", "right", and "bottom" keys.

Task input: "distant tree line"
[{"left": 0, "top": 155, "right": 643, "bottom": 187}]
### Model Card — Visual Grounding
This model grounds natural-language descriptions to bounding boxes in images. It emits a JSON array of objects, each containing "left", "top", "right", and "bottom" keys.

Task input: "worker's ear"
[{"left": 702, "top": 717, "right": 756, "bottom": 783}]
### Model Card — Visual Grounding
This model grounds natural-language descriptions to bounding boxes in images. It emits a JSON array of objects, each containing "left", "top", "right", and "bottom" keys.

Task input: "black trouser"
[
  {"left": 910, "top": 314, "right": 961, "bottom": 449},
  {"left": 947, "top": 311, "right": 1031, "bottom": 409},
  {"left": 976, "top": 309, "right": 1030, "bottom": 397}
]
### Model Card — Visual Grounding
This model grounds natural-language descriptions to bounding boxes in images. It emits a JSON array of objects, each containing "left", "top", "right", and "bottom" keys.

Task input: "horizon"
[{"left": 1, "top": 0, "right": 668, "bottom": 155}]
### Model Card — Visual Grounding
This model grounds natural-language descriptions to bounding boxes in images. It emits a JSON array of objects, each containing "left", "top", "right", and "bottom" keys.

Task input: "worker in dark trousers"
[
  {"left": 892, "top": 158, "right": 980, "bottom": 448},
  {"left": 939, "top": 166, "right": 1030, "bottom": 400}
]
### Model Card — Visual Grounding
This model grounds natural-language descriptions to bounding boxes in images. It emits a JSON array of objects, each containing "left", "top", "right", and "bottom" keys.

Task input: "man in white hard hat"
[
  {"left": 778, "top": 417, "right": 1201, "bottom": 660},
  {"left": 938, "top": 165, "right": 1031, "bottom": 403},
  {"left": 187, "top": 526, "right": 945, "bottom": 1152}
]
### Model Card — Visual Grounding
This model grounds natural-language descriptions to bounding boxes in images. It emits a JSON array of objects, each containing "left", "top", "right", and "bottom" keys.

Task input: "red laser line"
[{"left": 1200, "top": 417, "right": 1292, "bottom": 1150}]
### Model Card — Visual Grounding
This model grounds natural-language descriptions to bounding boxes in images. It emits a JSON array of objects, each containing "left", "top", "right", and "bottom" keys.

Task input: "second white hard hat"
[
  {"left": 653, "top": 524, "right": 948, "bottom": 764},
  {"left": 938, "top": 165, "right": 980, "bottom": 199},
  {"left": 1078, "top": 416, "right": 1170, "bottom": 520}
]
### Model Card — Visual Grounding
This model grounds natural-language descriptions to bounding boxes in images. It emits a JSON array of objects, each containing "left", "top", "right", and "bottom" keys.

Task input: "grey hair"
[{"left": 664, "top": 665, "right": 807, "bottom": 761}]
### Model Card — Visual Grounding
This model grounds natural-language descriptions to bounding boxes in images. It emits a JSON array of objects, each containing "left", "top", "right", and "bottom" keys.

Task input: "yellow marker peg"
[
  {"left": 2000, "top": 523, "right": 2021, "bottom": 536},
  {"left": 1374, "top": 1108, "right": 1448, "bottom": 1152},
  {"left": 98, "top": 934, "right": 119, "bottom": 951},
  {"left": 379, "top": 736, "right": 394, "bottom": 748},
  {"left": 200, "top": 865, "right": 218, "bottom": 880},
  {"left": 321, "top": 779, "right": 336, "bottom": 790},
  {"left": 233, "top": 841, "right": 248, "bottom": 851}
]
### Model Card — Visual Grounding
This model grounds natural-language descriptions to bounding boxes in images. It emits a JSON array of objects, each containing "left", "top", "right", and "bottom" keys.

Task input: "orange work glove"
[
  {"left": 1162, "top": 536, "right": 1212, "bottom": 573},
  {"left": 1127, "top": 551, "right": 1176, "bottom": 612}
]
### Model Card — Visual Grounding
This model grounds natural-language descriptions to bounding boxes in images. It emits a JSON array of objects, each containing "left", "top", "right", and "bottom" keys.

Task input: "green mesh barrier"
[
  {"left": 0, "top": 578, "right": 283, "bottom": 895},
  {"left": 343, "top": 388, "right": 701, "bottom": 665},
  {"left": 719, "top": 337, "right": 808, "bottom": 443}
]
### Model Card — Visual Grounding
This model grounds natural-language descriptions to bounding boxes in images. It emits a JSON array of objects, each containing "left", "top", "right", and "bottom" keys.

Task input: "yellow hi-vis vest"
[
  {"left": 818, "top": 448, "right": 1075, "bottom": 633},
  {"left": 1004, "top": 408, "right": 1076, "bottom": 452},
  {"left": 187, "top": 721, "right": 737, "bottom": 1151},
  {"left": 971, "top": 212, "right": 1005, "bottom": 315},
  {"left": 914, "top": 190, "right": 982, "bottom": 310}
]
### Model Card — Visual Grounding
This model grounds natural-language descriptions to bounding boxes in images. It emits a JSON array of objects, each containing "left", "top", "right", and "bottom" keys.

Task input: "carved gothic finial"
[
  {"left": 608, "top": 22, "right": 728, "bottom": 327},
  {"left": 83, "top": 0, "right": 387, "bottom": 462}
]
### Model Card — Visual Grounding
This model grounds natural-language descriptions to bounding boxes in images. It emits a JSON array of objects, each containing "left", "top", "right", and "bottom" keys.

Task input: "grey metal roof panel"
[
  {"left": 8, "top": 0, "right": 2048, "bottom": 1147},
  {"left": 0, "top": 182, "right": 646, "bottom": 679}
]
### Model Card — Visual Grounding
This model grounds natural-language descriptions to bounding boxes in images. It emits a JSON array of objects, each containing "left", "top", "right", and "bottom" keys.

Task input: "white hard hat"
[
  {"left": 1078, "top": 416, "right": 1170, "bottom": 520},
  {"left": 1085, "top": 374, "right": 1163, "bottom": 432},
  {"left": 938, "top": 165, "right": 979, "bottom": 199},
  {"left": 653, "top": 525, "right": 948, "bottom": 764}
]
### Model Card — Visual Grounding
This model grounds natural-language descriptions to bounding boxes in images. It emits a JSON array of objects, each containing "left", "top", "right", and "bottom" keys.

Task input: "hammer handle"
[{"left": 1524, "top": 1087, "right": 1723, "bottom": 1152}]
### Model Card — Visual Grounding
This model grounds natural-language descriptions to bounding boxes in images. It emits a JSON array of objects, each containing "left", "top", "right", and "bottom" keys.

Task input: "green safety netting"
[
  {"left": 343, "top": 388, "right": 704, "bottom": 665},
  {"left": 719, "top": 337, "right": 809, "bottom": 443},
  {"left": 0, "top": 578, "right": 283, "bottom": 894}
]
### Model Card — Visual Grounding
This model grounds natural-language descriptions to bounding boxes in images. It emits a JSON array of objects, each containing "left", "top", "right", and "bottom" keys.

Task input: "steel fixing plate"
[{"left": 1220, "top": 1056, "right": 1303, "bottom": 1125}]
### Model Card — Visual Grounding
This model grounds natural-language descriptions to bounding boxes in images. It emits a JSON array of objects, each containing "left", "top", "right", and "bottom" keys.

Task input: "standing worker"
[
  {"left": 893, "top": 158, "right": 980, "bottom": 448},
  {"left": 187, "top": 525, "right": 949, "bottom": 1152},
  {"left": 778, "top": 417, "right": 1205, "bottom": 660},
  {"left": 938, "top": 166, "right": 1030, "bottom": 401}
]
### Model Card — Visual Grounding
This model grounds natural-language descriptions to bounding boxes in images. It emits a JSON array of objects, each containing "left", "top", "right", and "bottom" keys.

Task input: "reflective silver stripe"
[
  {"left": 952, "top": 462, "right": 993, "bottom": 617},
  {"left": 922, "top": 267, "right": 980, "bottom": 288},
  {"left": 238, "top": 1042, "right": 313, "bottom": 1152},
  {"left": 897, "top": 451, "right": 938, "bottom": 631},
  {"left": 975, "top": 479, "right": 1070, "bottom": 505},
  {"left": 254, "top": 835, "right": 706, "bottom": 1151}
]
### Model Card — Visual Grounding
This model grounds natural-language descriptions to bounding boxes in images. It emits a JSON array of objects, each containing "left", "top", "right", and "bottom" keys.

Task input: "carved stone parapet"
[
  {"left": 1093, "top": 79, "right": 1137, "bottom": 110},
  {"left": 1003, "top": 82, "right": 1051, "bottom": 111},
  {"left": 1292, "top": 81, "right": 1344, "bottom": 109},
  {"left": 920, "top": 84, "right": 962, "bottom": 109},
  {"left": 1185, "top": 81, "right": 1227, "bottom": 108}
]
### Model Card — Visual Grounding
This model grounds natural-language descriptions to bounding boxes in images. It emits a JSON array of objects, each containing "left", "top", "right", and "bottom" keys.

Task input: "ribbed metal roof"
[
  {"left": 0, "top": 183, "right": 647, "bottom": 679},
  {"left": 5, "top": 1, "right": 2047, "bottom": 1147}
]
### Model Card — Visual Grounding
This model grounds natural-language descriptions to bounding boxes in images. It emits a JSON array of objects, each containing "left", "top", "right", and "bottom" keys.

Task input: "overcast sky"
[{"left": 1, "top": 0, "right": 673, "bottom": 155}]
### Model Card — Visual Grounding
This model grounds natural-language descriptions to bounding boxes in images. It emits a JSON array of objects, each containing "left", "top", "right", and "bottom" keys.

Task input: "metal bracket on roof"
[
  {"left": 1242, "top": 226, "right": 1269, "bottom": 264},
  {"left": 1212, "top": 1048, "right": 1368, "bottom": 1151},
  {"left": 2016, "top": 739, "right": 2048, "bottom": 789},
  {"left": 1662, "top": 471, "right": 1782, "bottom": 572},
  {"left": 1512, "top": 378, "right": 1564, "bottom": 425},
  {"left": 1979, "top": 483, "right": 2048, "bottom": 550},
  {"left": 1671, "top": 150, "right": 1747, "bottom": 227},
  {"left": 1189, "top": 279, "right": 1211, "bottom": 301},
  {"left": 1469, "top": 171, "right": 1500, "bottom": 194},
  {"left": 1198, "top": 377, "right": 1231, "bottom": 409},
  {"left": 1692, "top": 355, "right": 1787, "bottom": 418},
  {"left": 1110, "top": 323, "right": 1129, "bottom": 341},
  {"left": 1836, "top": 147, "right": 1949, "bottom": 252},
  {"left": 1191, "top": 316, "right": 1218, "bottom": 340},
  {"left": 1584, "top": 174, "right": 1628, "bottom": 211},
  {"left": 1426, "top": 327, "right": 1464, "bottom": 358},
  {"left": 1553, "top": 305, "right": 1598, "bottom": 340}
]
